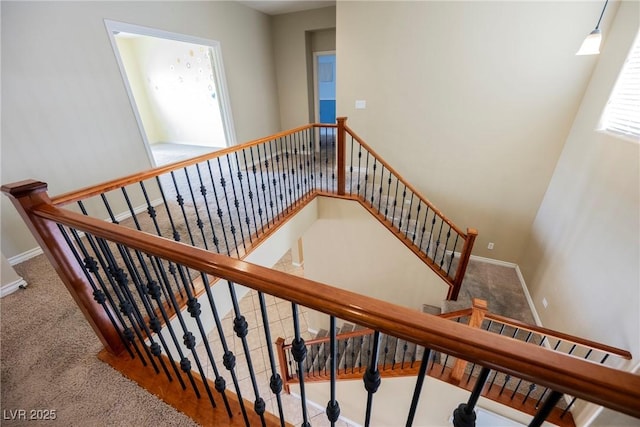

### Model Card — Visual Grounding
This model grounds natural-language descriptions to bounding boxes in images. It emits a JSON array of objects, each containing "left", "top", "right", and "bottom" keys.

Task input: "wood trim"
[
  {"left": 451, "top": 228, "right": 478, "bottom": 300},
  {"left": 98, "top": 349, "right": 289, "bottom": 426},
  {"left": 30, "top": 204, "right": 640, "bottom": 418}
]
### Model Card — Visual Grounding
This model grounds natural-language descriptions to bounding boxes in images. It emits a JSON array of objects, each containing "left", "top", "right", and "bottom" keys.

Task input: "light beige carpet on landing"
[{"left": 1, "top": 254, "right": 197, "bottom": 427}]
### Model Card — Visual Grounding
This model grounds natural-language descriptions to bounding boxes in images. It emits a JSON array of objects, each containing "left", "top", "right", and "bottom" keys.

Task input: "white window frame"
[{"left": 599, "top": 31, "right": 640, "bottom": 142}]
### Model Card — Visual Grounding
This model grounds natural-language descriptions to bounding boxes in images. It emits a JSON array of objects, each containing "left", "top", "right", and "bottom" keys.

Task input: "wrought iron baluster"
[
  {"left": 412, "top": 201, "right": 421, "bottom": 244},
  {"left": 272, "top": 138, "right": 287, "bottom": 214},
  {"left": 148, "top": 257, "right": 209, "bottom": 400},
  {"left": 198, "top": 274, "right": 249, "bottom": 424},
  {"left": 174, "top": 265, "right": 228, "bottom": 413},
  {"left": 452, "top": 367, "right": 491, "bottom": 427},
  {"left": 170, "top": 170, "right": 196, "bottom": 246},
  {"left": 241, "top": 148, "right": 261, "bottom": 236},
  {"left": 326, "top": 316, "right": 341, "bottom": 426},
  {"left": 363, "top": 331, "right": 381, "bottom": 427},
  {"left": 560, "top": 397, "right": 577, "bottom": 419},
  {"left": 425, "top": 212, "right": 437, "bottom": 259},
  {"left": 308, "top": 128, "right": 316, "bottom": 191},
  {"left": 224, "top": 155, "right": 248, "bottom": 252},
  {"left": 112, "top": 242, "right": 175, "bottom": 382},
  {"left": 154, "top": 176, "right": 182, "bottom": 243},
  {"left": 116, "top": 244, "right": 186, "bottom": 385},
  {"left": 447, "top": 234, "right": 460, "bottom": 277},
  {"left": 356, "top": 143, "right": 363, "bottom": 196},
  {"left": 254, "top": 144, "right": 274, "bottom": 228},
  {"left": 289, "top": 134, "right": 301, "bottom": 202},
  {"left": 418, "top": 206, "right": 431, "bottom": 254},
  {"left": 391, "top": 175, "right": 400, "bottom": 226},
  {"left": 285, "top": 134, "right": 297, "bottom": 204},
  {"left": 529, "top": 391, "right": 563, "bottom": 427},
  {"left": 397, "top": 185, "right": 407, "bottom": 231},
  {"left": 330, "top": 127, "right": 336, "bottom": 191},
  {"left": 209, "top": 158, "right": 236, "bottom": 256},
  {"left": 247, "top": 147, "right": 267, "bottom": 234},
  {"left": 363, "top": 151, "right": 370, "bottom": 204},
  {"left": 278, "top": 136, "right": 292, "bottom": 211},
  {"left": 94, "top": 238, "right": 159, "bottom": 373},
  {"left": 227, "top": 281, "right": 267, "bottom": 425},
  {"left": 439, "top": 226, "right": 452, "bottom": 269},
  {"left": 433, "top": 215, "right": 445, "bottom": 266},
  {"left": 264, "top": 141, "right": 282, "bottom": 220},
  {"left": 182, "top": 166, "right": 209, "bottom": 250},
  {"left": 194, "top": 164, "right": 222, "bottom": 253},
  {"left": 349, "top": 134, "right": 355, "bottom": 195},
  {"left": 257, "top": 292, "right": 286, "bottom": 426},
  {"left": 406, "top": 347, "right": 432, "bottom": 427},
  {"left": 61, "top": 226, "right": 133, "bottom": 359},
  {"left": 377, "top": 166, "right": 386, "bottom": 214},
  {"left": 291, "top": 303, "right": 311, "bottom": 427},
  {"left": 404, "top": 193, "right": 414, "bottom": 239},
  {"left": 370, "top": 158, "right": 378, "bottom": 207},
  {"left": 234, "top": 152, "right": 254, "bottom": 245}
]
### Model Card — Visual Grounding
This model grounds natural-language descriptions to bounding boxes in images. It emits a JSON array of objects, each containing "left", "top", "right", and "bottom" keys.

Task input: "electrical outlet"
[
  {"left": 542, "top": 297, "right": 548, "bottom": 308},
  {"left": 487, "top": 242, "right": 494, "bottom": 250}
]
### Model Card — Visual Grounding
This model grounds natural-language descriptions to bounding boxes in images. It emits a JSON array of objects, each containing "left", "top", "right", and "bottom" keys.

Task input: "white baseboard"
[
  {"left": 8, "top": 247, "right": 43, "bottom": 266},
  {"left": 514, "top": 265, "right": 543, "bottom": 327},
  {"left": 0, "top": 278, "right": 28, "bottom": 298}
]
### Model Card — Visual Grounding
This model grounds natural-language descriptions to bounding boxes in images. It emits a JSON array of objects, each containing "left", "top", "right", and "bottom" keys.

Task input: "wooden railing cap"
[{"left": 1, "top": 179, "right": 48, "bottom": 198}]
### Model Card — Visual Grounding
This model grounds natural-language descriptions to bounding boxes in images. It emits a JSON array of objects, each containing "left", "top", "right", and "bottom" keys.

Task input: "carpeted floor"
[
  {"left": 1, "top": 252, "right": 534, "bottom": 426},
  {"left": 1, "top": 254, "right": 197, "bottom": 427}
]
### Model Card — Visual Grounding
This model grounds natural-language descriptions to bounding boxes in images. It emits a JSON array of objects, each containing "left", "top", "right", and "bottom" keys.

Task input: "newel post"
[
  {"left": 449, "top": 228, "right": 478, "bottom": 300},
  {"left": 450, "top": 299, "right": 488, "bottom": 384},
  {"left": 275, "top": 337, "right": 291, "bottom": 394},
  {"left": 1, "top": 180, "right": 125, "bottom": 355},
  {"left": 336, "top": 116, "right": 347, "bottom": 195}
]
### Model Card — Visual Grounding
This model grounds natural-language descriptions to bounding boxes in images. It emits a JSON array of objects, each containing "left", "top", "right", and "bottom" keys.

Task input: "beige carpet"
[{"left": 1, "top": 254, "right": 197, "bottom": 427}]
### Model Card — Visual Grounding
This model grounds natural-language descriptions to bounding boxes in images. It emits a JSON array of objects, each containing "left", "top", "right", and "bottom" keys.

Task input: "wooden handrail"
[
  {"left": 51, "top": 123, "right": 334, "bottom": 207},
  {"left": 343, "top": 124, "right": 467, "bottom": 238},
  {"left": 25, "top": 202, "right": 640, "bottom": 418},
  {"left": 484, "top": 312, "right": 633, "bottom": 360}
]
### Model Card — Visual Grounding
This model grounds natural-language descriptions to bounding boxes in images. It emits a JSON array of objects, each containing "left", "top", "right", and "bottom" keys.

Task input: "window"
[{"left": 601, "top": 31, "right": 640, "bottom": 140}]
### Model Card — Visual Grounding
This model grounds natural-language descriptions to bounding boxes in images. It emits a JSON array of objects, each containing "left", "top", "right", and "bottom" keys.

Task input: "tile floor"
[{"left": 191, "top": 250, "right": 356, "bottom": 426}]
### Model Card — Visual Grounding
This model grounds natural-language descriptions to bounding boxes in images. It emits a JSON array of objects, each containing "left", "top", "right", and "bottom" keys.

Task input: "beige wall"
[
  {"left": 272, "top": 6, "right": 336, "bottom": 130},
  {"left": 302, "top": 197, "right": 449, "bottom": 330},
  {"left": 336, "top": 1, "right": 617, "bottom": 263},
  {"left": 1, "top": 1, "right": 280, "bottom": 258},
  {"left": 520, "top": 0, "right": 639, "bottom": 363}
]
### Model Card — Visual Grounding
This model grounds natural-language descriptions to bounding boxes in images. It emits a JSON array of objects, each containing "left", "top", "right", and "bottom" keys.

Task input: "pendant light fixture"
[{"left": 576, "top": 0, "right": 609, "bottom": 55}]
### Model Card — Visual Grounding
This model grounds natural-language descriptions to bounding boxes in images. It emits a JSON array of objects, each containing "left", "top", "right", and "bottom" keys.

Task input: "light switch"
[{"left": 355, "top": 100, "right": 366, "bottom": 109}]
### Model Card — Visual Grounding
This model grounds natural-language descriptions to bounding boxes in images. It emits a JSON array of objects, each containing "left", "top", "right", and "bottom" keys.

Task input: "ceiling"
[{"left": 237, "top": 0, "right": 335, "bottom": 15}]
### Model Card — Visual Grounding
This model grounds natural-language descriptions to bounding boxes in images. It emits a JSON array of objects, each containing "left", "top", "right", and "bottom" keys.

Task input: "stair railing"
[
  {"left": 336, "top": 119, "right": 477, "bottom": 299},
  {"left": 275, "top": 298, "right": 633, "bottom": 425}
]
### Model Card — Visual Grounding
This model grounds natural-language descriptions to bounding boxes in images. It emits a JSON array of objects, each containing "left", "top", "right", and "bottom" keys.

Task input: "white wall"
[
  {"left": 520, "top": 1, "right": 639, "bottom": 365},
  {"left": 272, "top": 7, "right": 336, "bottom": 129},
  {"left": 336, "top": 1, "right": 618, "bottom": 263},
  {"left": 296, "top": 375, "right": 551, "bottom": 427},
  {"left": 1, "top": 1, "right": 280, "bottom": 259},
  {"left": 302, "top": 197, "right": 449, "bottom": 330}
]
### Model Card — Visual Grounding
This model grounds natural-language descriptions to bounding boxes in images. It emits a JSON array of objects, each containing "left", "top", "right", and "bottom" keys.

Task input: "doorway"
[
  {"left": 314, "top": 52, "right": 336, "bottom": 125},
  {"left": 105, "top": 20, "right": 237, "bottom": 166}
]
